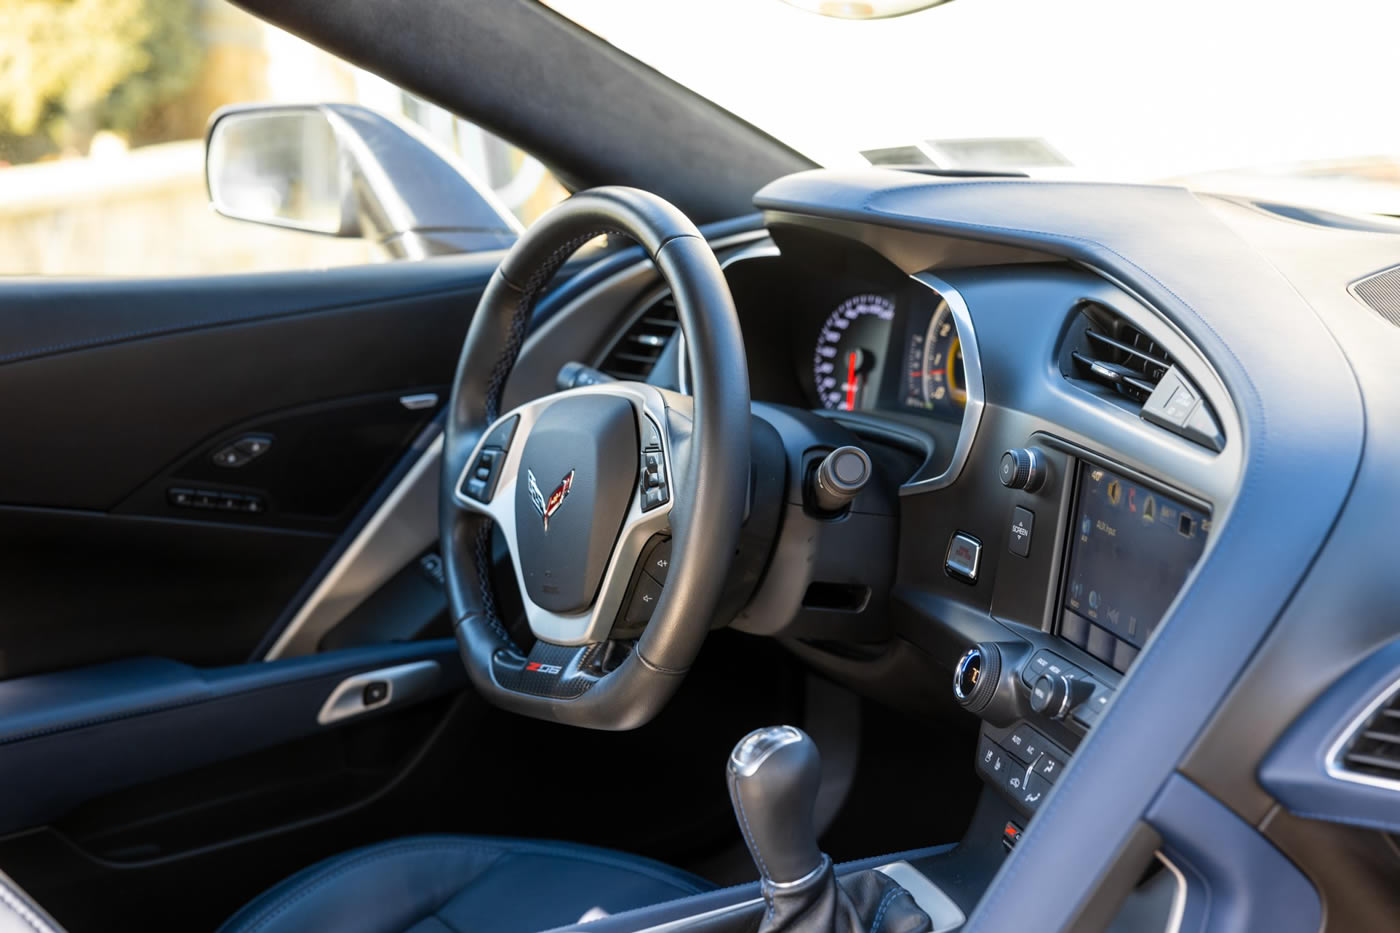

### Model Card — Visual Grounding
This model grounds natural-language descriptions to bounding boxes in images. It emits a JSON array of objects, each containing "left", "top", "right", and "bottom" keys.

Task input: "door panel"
[
  {"left": 0, "top": 257, "right": 498, "bottom": 511},
  {"left": 0, "top": 640, "right": 464, "bottom": 834},
  {"left": 0, "top": 253, "right": 500, "bottom": 678}
]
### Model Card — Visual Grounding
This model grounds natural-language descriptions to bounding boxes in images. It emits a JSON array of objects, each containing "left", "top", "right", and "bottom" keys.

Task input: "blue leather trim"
[
  {"left": 219, "top": 835, "right": 713, "bottom": 933},
  {"left": 755, "top": 170, "right": 1363, "bottom": 932},
  {"left": 0, "top": 641, "right": 464, "bottom": 834},
  {"left": 1147, "top": 776, "right": 1321, "bottom": 933},
  {"left": 1259, "top": 636, "right": 1400, "bottom": 831}
]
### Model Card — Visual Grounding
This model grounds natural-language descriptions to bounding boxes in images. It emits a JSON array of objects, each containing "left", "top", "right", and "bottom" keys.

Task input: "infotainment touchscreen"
[{"left": 1059, "top": 463, "right": 1209, "bottom": 672}]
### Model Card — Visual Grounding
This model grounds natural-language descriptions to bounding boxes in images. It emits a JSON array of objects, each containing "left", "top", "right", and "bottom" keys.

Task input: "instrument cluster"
[{"left": 808, "top": 282, "right": 967, "bottom": 421}]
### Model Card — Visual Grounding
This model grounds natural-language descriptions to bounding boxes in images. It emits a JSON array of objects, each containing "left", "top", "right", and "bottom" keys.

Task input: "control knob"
[
  {"left": 999, "top": 447, "right": 1046, "bottom": 492},
  {"left": 1029, "top": 672, "right": 1093, "bottom": 720}
]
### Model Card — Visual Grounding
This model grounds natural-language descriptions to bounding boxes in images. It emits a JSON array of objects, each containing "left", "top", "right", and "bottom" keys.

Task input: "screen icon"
[{"left": 1107, "top": 480, "right": 1122, "bottom": 506}]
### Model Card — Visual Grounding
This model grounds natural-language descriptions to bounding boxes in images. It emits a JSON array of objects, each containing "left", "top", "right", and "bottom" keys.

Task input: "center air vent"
[
  {"left": 597, "top": 295, "right": 679, "bottom": 381},
  {"left": 1061, "top": 302, "right": 1224, "bottom": 451},
  {"left": 1335, "top": 689, "right": 1400, "bottom": 783},
  {"left": 1069, "top": 311, "right": 1173, "bottom": 405}
]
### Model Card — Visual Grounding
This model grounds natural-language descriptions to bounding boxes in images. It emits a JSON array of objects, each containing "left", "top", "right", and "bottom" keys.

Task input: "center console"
[{"left": 952, "top": 444, "right": 1212, "bottom": 825}]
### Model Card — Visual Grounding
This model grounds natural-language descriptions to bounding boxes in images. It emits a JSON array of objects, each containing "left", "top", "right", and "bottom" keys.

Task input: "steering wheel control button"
[
  {"left": 483, "top": 414, "right": 520, "bottom": 450},
  {"left": 640, "top": 451, "right": 669, "bottom": 511},
  {"left": 1008, "top": 506, "right": 1034, "bottom": 557},
  {"left": 998, "top": 447, "right": 1046, "bottom": 492},
  {"left": 643, "top": 537, "right": 672, "bottom": 584},
  {"left": 640, "top": 414, "right": 664, "bottom": 450},
  {"left": 944, "top": 532, "right": 982, "bottom": 583},
  {"left": 625, "top": 572, "right": 664, "bottom": 624},
  {"left": 635, "top": 415, "right": 670, "bottom": 511},
  {"left": 463, "top": 416, "right": 524, "bottom": 504}
]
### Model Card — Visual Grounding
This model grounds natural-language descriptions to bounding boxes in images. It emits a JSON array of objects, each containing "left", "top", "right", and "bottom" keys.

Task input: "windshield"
[{"left": 547, "top": 0, "right": 1400, "bottom": 215}]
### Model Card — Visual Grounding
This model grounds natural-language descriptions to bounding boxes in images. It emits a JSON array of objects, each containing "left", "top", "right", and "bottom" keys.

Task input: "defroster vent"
[{"left": 1350, "top": 264, "right": 1400, "bottom": 328}]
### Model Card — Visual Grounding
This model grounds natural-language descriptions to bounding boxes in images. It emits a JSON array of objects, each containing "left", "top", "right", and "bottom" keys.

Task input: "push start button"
[{"left": 945, "top": 532, "right": 982, "bottom": 583}]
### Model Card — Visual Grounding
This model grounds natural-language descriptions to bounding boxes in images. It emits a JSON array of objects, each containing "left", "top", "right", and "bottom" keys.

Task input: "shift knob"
[{"left": 726, "top": 725, "right": 825, "bottom": 884}]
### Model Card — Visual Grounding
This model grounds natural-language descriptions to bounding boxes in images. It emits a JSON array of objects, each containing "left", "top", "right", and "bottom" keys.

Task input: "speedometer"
[{"left": 812, "top": 294, "right": 896, "bottom": 411}]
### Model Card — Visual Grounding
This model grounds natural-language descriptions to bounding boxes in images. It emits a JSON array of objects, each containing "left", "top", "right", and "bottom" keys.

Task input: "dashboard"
[
  {"left": 571, "top": 207, "right": 1253, "bottom": 833},
  {"left": 516, "top": 166, "right": 1400, "bottom": 932}
]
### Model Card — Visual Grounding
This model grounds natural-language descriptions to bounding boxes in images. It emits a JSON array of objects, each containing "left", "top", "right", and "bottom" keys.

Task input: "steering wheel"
[{"left": 440, "top": 188, "right": 751, "bottom": 730}]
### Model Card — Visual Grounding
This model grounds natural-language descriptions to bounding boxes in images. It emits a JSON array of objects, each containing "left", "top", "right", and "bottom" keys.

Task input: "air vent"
[
  {"left": 597, "top": 295, "right": 679, "bottom": 381},
  {"left": 1062, "top": 303, "right": 1224, "bottom": 451},
  {"left": 1069, "top": 312, "right": 1173, "bottom": 405},
  {"left": 1336, "top": 689, "right": 1400, "bottom": 782}
]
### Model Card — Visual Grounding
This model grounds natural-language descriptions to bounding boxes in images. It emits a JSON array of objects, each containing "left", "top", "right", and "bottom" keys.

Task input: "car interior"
[{"left": 2, "top": 1, "right": 1400, "bottom": 932}]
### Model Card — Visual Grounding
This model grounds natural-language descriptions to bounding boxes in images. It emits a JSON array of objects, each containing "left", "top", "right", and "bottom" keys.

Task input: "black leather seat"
[{"left": 218, "top": 835, "right": 715, "bottom": 933}]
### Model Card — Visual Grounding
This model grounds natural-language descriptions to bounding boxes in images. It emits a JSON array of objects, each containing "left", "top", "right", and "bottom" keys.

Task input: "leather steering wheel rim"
[{"left": 440, "top": 187, "right": 750, "bottom": 730}]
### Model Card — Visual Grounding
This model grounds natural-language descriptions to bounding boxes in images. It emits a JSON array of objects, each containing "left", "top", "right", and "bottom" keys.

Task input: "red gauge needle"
[{"left": 845, "top": 351, "right": 859, "bottom": 410}]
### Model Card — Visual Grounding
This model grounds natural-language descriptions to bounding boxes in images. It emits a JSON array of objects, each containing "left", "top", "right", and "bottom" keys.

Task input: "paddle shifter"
[{"left": 726, "top": 727, "right": 933, "bottom": 933}]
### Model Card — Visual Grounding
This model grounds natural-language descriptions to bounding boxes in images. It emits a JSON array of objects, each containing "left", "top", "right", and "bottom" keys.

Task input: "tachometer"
[
  {"left": 905, "top": 302, "right": 966, "bottom": 413},
  {"left": 813, "top": 294, "right": 896, "bottom": 410}
]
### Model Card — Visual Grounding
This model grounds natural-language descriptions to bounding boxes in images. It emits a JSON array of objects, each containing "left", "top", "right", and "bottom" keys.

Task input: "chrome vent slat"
[
  {"left": 1067, "top": 305, "right": 1174, "bottom": 407},
  {"left": 1334, "top": 688, "right": 1400, "bottom": 782},
  {"left": 598, "top": 296, "right": 679, "bottom": 381},
  {"left": 1342, "top": 752, "right": 1400, "bottom": 773}
]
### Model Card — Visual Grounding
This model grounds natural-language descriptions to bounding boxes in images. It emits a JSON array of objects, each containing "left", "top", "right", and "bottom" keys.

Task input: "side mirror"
[{"left": 206, "top": 104, "right": 521, "bottom": 259}]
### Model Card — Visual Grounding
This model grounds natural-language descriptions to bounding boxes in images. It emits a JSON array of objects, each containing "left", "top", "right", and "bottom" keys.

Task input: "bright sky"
[{"left": 547, "top": 0, "right": 1400, "bottom": 182}]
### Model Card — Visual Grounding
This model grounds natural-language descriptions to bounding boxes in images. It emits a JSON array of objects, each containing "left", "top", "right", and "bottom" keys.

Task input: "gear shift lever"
[
  {"left": 726, "top": 727, "right": 934, "bottom": 933},
  {"left": 727, "top": 725, "right": 825, "bottom": 884}
]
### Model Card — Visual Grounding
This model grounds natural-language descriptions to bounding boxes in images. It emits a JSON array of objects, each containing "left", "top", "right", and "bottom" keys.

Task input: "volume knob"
[{"left": 999, "top": 447, "right": 1046, "bottom": 492}]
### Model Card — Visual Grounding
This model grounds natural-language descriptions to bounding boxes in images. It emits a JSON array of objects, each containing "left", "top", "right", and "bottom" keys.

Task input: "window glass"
[{"left": 0, "top": 0, "right": 566, "bottom": 275}]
